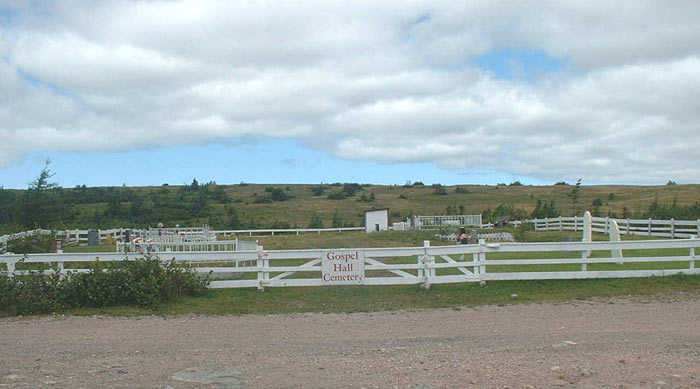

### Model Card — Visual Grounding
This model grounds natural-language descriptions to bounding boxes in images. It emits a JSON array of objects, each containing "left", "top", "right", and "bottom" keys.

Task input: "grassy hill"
[
  {"left": 1, "top": 182, "right": 699, "bottom": 233},
  {"left": 205, "top": 182, "right": 700, "bottom": 228}
]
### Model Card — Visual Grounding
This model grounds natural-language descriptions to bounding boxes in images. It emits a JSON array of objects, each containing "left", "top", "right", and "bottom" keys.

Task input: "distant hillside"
[{"left": 1, "top": 180, "right": 699, "bottom": 234}]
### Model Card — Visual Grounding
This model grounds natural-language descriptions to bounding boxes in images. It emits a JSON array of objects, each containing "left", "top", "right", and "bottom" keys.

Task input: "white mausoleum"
[{"left": 364, "top": 208, "right": 389, "bottom": 233}]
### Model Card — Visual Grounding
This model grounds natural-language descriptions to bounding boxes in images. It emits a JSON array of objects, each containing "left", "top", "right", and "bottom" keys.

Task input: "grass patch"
[
  {"left": 58, "top": 274, "right": 700, "bottom": 317},
  {"left": 63, "top": 244, "right": 116, "bottom": 253}
]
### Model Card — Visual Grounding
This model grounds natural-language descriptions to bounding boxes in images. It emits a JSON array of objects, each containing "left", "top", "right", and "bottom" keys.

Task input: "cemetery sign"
[{"left": 321, "top": 250, "right": 365, "bottom": 285}]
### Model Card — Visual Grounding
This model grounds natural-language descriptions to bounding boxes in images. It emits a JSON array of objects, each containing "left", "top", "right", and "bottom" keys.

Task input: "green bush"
[
  {"left": 0, "top": 258, "right": 209, "bottom": 316},
  {"left": 6, "top": 234, "right": 54, "bottom": 254},
  {"left": 327, "top": 191, "right": 346, "bottom": 200}
]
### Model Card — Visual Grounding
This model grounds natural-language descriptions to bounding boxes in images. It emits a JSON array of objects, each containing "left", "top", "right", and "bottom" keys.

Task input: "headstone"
[
  {"left": 469, "top": 229, "right": 478, "bottom": 244},
  {"left": 609, "top": 219, "right": 623, "bottom": 262},
  {"left": 393, "top": 222, "right": 406, "bottom": 231},
  {"left": 53, "top": 239, "right": 63, "bottom": 253},
  {"left": 87, "top": 229, "right": 99, "bottom": 246}
]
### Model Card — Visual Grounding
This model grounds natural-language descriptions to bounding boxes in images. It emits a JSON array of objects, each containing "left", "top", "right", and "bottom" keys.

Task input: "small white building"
[{"left": 364, "top": 208, "right": 389, "bottom": 233}]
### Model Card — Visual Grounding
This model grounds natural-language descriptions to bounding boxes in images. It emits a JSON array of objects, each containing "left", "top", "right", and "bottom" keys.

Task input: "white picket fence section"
[
  {"left": 533, "top": 216, "right": 700, "bottom": 238},
  {"left": 144, "top": 227, "right": 216, "bottom": 242},
  {"left": 2, "top": 238, "right": 697, "bottom": 289},
  {"left": 54, "top": 228, "right": 135, "bottom": 244},
  {"left": 0, "top": 229, "right": 52, "bottom": 249},
  {"left": 116, "top": 239, "right": 258, "bottom": 254},
  {"left": 214, "top": 227, "right": 365, "bottom": 237},
  {"left": 414, "top": 215, "right": 483, "bottom": 228},
  {"left": 0, "top": 226, "right": 217, "bottom": 249}
]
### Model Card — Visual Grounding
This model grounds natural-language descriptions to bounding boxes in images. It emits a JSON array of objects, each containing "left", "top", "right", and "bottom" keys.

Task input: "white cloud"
[{"left": 1, "top": 1, "right": 700, "bottom": 183}]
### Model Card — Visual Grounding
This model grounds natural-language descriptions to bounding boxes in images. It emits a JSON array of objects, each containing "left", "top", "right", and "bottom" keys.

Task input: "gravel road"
[{"left": 2, "top": 295, "right": 700, "bottom": 388}]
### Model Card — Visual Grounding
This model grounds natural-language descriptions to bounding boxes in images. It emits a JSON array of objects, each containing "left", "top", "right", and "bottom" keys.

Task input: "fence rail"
[
  {"left": 414, "top": 215, "right": 483, "bottom": 228},
  {"left": 1, "top": 226, "right": 216, "bottom": 248},
  {"left": 2, "top": 238, "right": 697, "bottom": 289},
  {"left": 214, "top": 227, "right": 365, "bottom": 237},
  {"left": 533, "top": 216, "right": 700, "bottom": 238},
  {"left": 116, "top": 239, "right": 258, "bottom": 254}
]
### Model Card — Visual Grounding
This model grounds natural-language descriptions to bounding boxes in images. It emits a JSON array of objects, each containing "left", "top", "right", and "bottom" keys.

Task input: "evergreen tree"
[
  {"left": 20, "top": 160, "right": 65, "bottom": 228},
  {"left": 331, "top": 210, "right": 344, "bottom": 228},
  {"left": 308, "top": 212, "right": 324, "bottom": 228}
]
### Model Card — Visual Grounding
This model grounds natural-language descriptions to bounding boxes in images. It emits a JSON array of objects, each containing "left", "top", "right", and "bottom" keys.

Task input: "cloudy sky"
[{"left": 1, "top": 0, "right": 699, "bottom": 188}]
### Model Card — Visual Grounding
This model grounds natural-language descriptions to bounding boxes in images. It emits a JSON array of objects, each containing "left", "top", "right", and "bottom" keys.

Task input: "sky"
[{"left": 1, "top": 1, "right": 700, "bottom": 189}]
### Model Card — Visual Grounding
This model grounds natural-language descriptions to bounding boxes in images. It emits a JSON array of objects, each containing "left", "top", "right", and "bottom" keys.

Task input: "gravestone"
[
  {"left": 469, "top": 229, "right": 479, "bottom": 244},
  {"left": 87, "top": 229, "right": 99, "bottom": 246}
]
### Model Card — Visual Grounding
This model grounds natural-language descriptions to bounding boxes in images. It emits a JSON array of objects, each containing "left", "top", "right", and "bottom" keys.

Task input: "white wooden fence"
[
  {"left": 1, "top": 226, "right": 216, "bottom": 248},
  {"left": 533, "top": 216, "right": 700, "bottom": 238},
  {"left": 116, "top": 239, "right": 258, "bottom": 254},
  {"left": 414, "top": 215, "right": 483, "bottom": 229},
  {"left": 2, "top": 238, "right": 697, "bottom": 289},
  {"left": 214, "top": 227, "right": 364, "bottom": 237}
]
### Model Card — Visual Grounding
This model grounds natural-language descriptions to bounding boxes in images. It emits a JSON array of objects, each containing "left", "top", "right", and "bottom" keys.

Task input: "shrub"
[
  {"left": 432, "top": 185, "right": 447, "bottom": 196},
  {"left": 311, "top": 186, "right": 325, "bottom": 196},
  {"left": 342, "top": 183, "right": 363, "bottom": 197},
  {"left": 327, "top": 191, "right": 346, "bottom": 200},
  {"left": 455, "top": 186, "right": 469, "bottom": 194},
  {"left": 253, "top": 196, "right": 273, "bottom": 204},
  {"left": 0, "top": 258, "right": 209, "bottom": 316},
  {"left": 270, "top": 188, "right": 290, "bottom": 202},
  {"left": 308, "top": 212, "right": 324, "bottom": 228},
  {"left": 6, "top": 234, "right": 54, "bottom": 254}
]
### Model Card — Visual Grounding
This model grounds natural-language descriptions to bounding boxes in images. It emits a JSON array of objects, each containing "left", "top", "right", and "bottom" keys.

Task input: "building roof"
[{"left": 364, "top": 208, "right": 390, "bottom": 213}]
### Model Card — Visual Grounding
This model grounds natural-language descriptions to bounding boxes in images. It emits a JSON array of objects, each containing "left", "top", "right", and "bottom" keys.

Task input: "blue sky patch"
[
  {"left": 17, "top": 68, "right": 76, "bottom": 98},
  {"left": 412, "top": 12, "right": 433, "bottom": 26},
  {"left": 472, "top": 48, "right": 566, "bottom": 82},
  {"left": 0, "top": 7, "right": 15, "bottom": 27},
  {"left": 0, "top": 139, "right": 546, "bottom": 189}
]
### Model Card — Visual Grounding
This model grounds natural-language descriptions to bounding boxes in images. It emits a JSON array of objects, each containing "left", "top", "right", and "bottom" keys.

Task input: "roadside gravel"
[{"left": 2, "top": 294, "right": 699, "bottom": 388}]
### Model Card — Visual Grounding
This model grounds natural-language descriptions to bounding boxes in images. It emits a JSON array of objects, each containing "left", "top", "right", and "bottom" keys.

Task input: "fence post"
[
  {"left": 573, "top": 216, "right": 578, "bottom": 232},
  {"left": 670, "top": 218, "right": 675, "bottom": 239},
  {"left": 648, "top": 219, "right": 652, "bottom": 237},
  {"left": 545, "top": 218, "right": 549, "bottom": 231},
  {"left": 626, "top": 219, "right": 630, "bottom": 235},
  {"left": 7, "top": 259, "right": 15, "bottom": 277},
  {"left": 558, "top": 216, "right": 562, "bottom": 231},
  {"left": 690, "top": 236, "right": 696, "bottom": 270},
  {"left": 417, "top": 250, "right": 425, "bottom": 280},
  {"left": 421, "top": 240, "right": 433, "bottom": 289},
  {"left": 257, "top": 246, "right": 267, "bottom": 291},
  {"left": 581, "top": 249, "right": 587, "bottom": 272},
  {"left": 478, "top": 239, "right": 486, "bottom": 278}
]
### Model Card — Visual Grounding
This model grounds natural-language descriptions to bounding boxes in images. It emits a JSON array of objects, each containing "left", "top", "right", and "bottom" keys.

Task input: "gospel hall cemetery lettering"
[{"left": 322, "top": 250, "right": 365, "bottom": 285}]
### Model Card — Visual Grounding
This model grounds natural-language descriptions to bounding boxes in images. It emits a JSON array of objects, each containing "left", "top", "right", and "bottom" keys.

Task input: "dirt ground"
[{"left": 2, "top": 295, "right": 700, "bottom": 388}]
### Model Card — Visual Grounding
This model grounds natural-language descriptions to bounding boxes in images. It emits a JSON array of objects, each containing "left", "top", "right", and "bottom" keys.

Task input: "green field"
[{"left": 60, "top": 274, "right": 700, "bottom": 317}]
